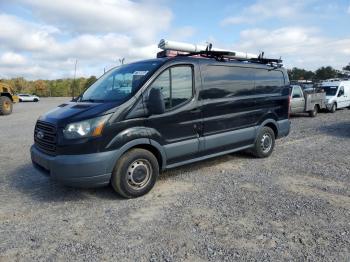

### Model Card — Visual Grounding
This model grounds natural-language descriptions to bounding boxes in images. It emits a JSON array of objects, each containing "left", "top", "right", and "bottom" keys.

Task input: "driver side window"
[
  {"left": 292, "top": 86, "right": 302, "bottom": 98},
  {"left": 149, "top": 65, "right": 193, "bottom": 110}
]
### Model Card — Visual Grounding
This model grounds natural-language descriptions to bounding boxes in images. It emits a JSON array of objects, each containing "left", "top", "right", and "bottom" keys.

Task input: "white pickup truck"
[{"left": 290, "top": 85, "right": 326, "bottom": 117}]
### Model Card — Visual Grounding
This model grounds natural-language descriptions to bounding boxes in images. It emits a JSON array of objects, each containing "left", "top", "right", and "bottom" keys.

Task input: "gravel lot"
[{"left": 1, "top": 98, "right": 350, "bottom": 261}]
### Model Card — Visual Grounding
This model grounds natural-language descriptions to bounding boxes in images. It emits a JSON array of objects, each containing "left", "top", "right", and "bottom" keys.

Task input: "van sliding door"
[{"left": 199, "top": 65, "right": 256, "bottom": 156}]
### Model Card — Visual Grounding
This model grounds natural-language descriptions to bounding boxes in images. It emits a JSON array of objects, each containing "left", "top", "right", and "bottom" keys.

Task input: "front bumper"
[
  {"left": 31, "top": 145, "right": 118, "bottom": 188},
  {"left": 325, "top": 103, "right": 333, "bottom": 110}
]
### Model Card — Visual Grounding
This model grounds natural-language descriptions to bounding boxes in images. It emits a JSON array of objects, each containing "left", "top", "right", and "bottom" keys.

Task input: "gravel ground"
[{"left": 1, "top": 98, "right": 350, "bottom": 261}]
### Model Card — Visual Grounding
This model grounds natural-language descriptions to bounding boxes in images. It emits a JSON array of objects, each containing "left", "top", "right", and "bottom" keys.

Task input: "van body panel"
[
  {"left": 322, "top": 80, "right": 350, "bottom": 109},
  {"left": 202, "top": 126, "right": 256, "bottom": 155},
  {"left": 31, "top": 56, "right": 291, "bottom": 188}
]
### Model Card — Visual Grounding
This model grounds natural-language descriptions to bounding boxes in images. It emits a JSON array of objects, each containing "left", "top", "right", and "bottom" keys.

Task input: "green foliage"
[
  {"left": 287, "top": 67, "right": 315, "bottom": 81},
  {"left": 343, "top": 63, "right": 350, "bottom": 71},
  {"left": 288, "top": 65, "right": 347, "bottom": 81},
  {"left": 0, "top": 77, "right": 98, "bottom": 97},
  {"left": 83, "top": 76, "right": 97, "bottom": 92},
  {"left": 314, "top": 66, "right": 338, "bottom": 81}
]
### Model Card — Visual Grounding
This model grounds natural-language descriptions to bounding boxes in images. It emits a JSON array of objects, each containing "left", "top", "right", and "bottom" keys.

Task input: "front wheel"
[
  {"left": 34, "top": 98, "right": 39, "bottom": 102},
  {"left": 309, "top": 105, "right": 318, "bottom": 117},
  {"left": 330, "top": 103, "right": 337, "bottom": 113},
  {"left": 251, "top": 126, "right": 275, "bottom": 158},
  {"left": 111, "top": 148, "right": 159, "bottom": 198},
  {"left": 0, "top": 96, "right": 13, "bottom": 115}
]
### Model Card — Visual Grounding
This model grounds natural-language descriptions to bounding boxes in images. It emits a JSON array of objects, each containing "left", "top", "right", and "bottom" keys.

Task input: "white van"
[{"left": 321, "top": 79, "right": 350, "bottom": 112}]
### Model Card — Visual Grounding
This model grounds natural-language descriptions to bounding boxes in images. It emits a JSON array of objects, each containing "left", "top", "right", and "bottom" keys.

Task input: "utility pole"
[{"left": 72, "top": 59, "right": 78, "bottom": 99}]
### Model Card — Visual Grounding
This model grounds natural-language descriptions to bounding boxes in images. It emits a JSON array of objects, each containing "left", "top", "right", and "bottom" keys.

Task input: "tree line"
[
  {"left": 1, "top": 63, "right": 349, "bottom": 97},
  {"left": 0, "top": 76, "right": 97, "bottom": 97},
  {"left": 288, "top": 63, "right": 350, "bottom": 81}
]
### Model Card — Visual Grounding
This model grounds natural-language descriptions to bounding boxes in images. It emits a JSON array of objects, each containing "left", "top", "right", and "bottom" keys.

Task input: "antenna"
[
  {"left": 119, "top": 58, "right": 125, "bottom": 65},
  {"left": 72, "top": 59, "right": 78, "bottom": 100}
]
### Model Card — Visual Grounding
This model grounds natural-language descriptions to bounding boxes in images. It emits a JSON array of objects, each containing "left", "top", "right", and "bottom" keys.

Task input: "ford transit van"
[{"left": 31, "top": 45, "right": 290, "bottom": 198}]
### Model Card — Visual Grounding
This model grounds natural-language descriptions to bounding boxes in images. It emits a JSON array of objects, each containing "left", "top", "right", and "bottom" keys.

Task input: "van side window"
[
  {"left": 150, "top": 66, "right": 193, "bottom": 110},
  {"left": 200, "top": 66, "right": 254, "bottom": 99},
  {"left": 254, "top": 70, "right": 284, "bottom": 94}
]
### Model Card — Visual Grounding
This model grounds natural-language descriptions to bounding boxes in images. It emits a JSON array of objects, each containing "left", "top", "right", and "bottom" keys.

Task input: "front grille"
[{"left": 34, "top": 121, "right": 57, "bottom": 155}]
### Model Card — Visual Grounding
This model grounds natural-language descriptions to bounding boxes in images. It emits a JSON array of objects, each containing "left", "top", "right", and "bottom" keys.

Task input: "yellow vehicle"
[{"left": 0, "top": 82, "right": 19, "bottom": 115}]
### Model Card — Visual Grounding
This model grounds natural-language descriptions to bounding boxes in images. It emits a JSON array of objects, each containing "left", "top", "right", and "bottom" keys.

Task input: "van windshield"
[
  {"left": 80, "top": 61, "right": 162, "bottom": 102},
  {"left": 322, "top": 86, "right": 338, "bottom": 96}
]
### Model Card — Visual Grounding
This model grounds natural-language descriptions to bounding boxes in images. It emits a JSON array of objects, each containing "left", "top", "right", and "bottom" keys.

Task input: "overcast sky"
[{"left": 0, "top": 0, "right": 349, "bottom": 79}]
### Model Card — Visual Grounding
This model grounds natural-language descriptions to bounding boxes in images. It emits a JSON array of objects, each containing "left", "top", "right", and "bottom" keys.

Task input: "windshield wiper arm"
[{"left": 80, "top": 98, "right": 104, "bottom": 103}]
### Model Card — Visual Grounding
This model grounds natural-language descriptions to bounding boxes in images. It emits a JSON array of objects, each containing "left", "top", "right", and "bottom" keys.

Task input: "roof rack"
[{"left": 157, "top": 39, "right": 283, "bottom": 67}]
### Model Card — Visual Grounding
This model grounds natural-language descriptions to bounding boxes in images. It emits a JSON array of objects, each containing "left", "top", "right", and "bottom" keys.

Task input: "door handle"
[
  {"left": 193, "top": 123, "right": 202, "bottom": 135},
  {"left": 190, "top": 108, "right": 201, "bottom": 113}
]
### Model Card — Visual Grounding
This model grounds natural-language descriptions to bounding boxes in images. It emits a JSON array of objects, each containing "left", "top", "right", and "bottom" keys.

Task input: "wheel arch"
[
  {"left": 107, "top": 138, "right": 167, "bottom": 173},
  {"left": 1, "top": 93, "right": 13, "bottom": 102},
  {"left": 257, "top": 119, "right": 279, "bottom": 139}
]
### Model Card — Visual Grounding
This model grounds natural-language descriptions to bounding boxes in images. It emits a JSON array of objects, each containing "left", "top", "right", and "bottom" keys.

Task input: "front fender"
[{"left": 105, "top": 127, "right": 167, "bottom": 171}]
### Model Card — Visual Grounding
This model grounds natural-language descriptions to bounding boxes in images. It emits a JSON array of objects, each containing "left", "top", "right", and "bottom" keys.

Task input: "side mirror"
[
  {"left": 338, "top": 92, "right": 344, "bottom": 97},
  {"left": 147, "top": 88, "right": 165, "bottom": 115}
]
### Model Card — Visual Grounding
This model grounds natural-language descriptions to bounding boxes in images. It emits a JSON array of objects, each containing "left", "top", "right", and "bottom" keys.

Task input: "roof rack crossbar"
[
  {"left": 157, "top": 39, "right": 283, "bottom": 67},
  {"left": 157, "top": 50, "right": 283, "bottom": 66}
]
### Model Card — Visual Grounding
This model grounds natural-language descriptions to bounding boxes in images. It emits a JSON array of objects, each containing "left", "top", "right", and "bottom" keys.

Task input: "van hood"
[
  {"left": 325, "top": 95, "right": 335, "bottom": 100},
  {"left": 38, "top": 101, "right": 122, "bottom": 127}
]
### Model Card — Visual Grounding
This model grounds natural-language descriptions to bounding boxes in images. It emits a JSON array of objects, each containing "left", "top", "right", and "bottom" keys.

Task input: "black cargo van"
[{"left": 31, "top": 52, "right": 290, "bottom": 198}]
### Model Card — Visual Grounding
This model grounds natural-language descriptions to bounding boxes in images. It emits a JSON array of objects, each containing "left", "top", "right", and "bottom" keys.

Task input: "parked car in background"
[
  {"left": 290, "top": 84, "right": 326, "bottom": 117},
  {"left": 18, "top": 94, "right": 40, "bottom": 102},
  {"left": 320, "top": 79, "right": 350, "bottom": 113}
]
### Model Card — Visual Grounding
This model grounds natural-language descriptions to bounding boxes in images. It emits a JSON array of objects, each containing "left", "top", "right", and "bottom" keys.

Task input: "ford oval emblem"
[{"left": 36, "top": 131, "right": 44, "bottom": 139}]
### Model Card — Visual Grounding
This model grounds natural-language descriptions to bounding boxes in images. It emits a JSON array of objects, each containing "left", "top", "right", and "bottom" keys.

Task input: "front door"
[
  {"left": 145, "top": 64, "right": 201, "bottom": 165},
  {"left": 291, "top": 86, "right": 305, "bottom": 113},
  {"left": 337, "top": 86, "right": 346, "bottom": 108}
]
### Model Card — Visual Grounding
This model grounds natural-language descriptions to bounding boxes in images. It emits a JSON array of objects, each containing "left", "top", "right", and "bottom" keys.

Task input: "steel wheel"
[
  {"left": 260, "top": 133, "right": 272, "bottom": 154},
  {"left": 126, "top": 159, "right": 152, "bottom": 190}
]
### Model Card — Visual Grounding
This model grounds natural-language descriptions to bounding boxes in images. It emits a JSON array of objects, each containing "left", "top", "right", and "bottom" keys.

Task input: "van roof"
[{"left": 124, "top": 56, "right": 287, "bottom": 74}]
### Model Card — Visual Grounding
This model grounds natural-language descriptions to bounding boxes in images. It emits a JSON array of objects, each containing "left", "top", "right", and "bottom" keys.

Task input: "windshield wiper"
[{"left": 80, "top": 98, "right": 105, "bottom": 103}]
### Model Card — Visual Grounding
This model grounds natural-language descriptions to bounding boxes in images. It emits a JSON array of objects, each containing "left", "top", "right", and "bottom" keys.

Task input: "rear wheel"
[
  {"left": 0, "top": 96, "right": 13, "bottom": 115},
  {"left": 330, "top": 103, "right": 337, "bottom": 113},
  {"left": 111, "top": 148, "right": 159, "bottom": 198},
  {"left": 251, "top": 126, "right": 275, "bottom": 158},
  {"left": 309, "top": 105, "right": 318, "bottom": 117}
]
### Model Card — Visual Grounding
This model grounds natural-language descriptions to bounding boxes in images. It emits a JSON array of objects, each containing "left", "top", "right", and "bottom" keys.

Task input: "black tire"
[
  {"left": 309, "top": 105, "right": 318, "bottom": 117},
  {"left": 330, "top": 103, "right": 337, "bottom": 113},
  {"left": 34, "top": 98, "right": 39, "bottom": 102},
  {"left": 251, "top": 126, "right": 275, "bottom": 158},
  {"left": 111, "top": 148, "right": 159, "bottom": 198},
  {"left": 19, "top": 98, "right": 22, "bottom": 102},
  {"left": 0, "top": 96, "right": 13, "bottom": 115}
]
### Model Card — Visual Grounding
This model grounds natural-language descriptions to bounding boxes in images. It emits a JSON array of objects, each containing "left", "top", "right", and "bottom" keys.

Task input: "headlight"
[{"left": 63, "top": 114, "right": 111, "bottom": 139}]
